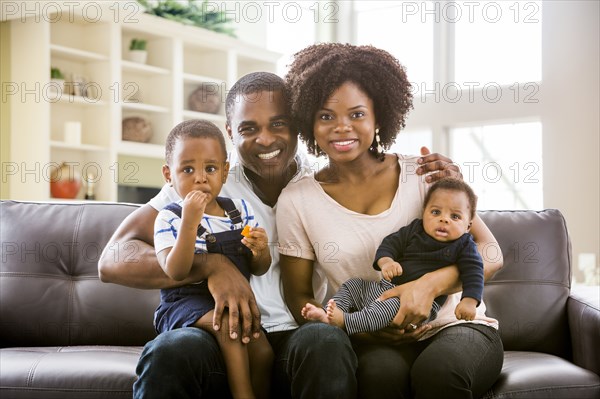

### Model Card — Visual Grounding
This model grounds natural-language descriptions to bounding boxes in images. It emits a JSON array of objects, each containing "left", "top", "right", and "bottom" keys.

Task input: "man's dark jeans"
[{"left": 133, "top": 322, "right": 357, "bottom": 399}]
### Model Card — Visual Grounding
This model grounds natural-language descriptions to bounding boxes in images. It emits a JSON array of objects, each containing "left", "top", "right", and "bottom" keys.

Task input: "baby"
[{"left": 303, "top": 178, "right": 483, "bottom": 335}]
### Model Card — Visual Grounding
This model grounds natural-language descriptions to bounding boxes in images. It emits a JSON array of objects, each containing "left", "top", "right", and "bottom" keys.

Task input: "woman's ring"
[{"left": 409, "top": 323, "right": 418, "bottom": 330}]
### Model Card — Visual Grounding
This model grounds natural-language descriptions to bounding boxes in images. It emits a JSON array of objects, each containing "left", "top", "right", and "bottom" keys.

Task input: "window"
[
  {"left": 389, "top": 129, "right": 433, "bottom": 156},
  {"left": 354, "top": 1, "right": 434, "bottom": 87},
  {"left": 266, "top": 1, "right": 317, "bottom": 76},
  {"left": 348, "top": 1, "right": 544, "bottom": 210},
  {"left": 454, "top": 1, "right": 542, "bottom": 85},
  {"left": 449, "top": 121, "right": 543, "bottom": 210},
  {"left": 354, "top": 1, "right": 434, "bottom": 161}
]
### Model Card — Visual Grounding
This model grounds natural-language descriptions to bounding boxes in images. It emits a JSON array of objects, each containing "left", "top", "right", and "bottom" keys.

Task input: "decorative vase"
[
  {"left": 122, "top": 116, "right": 153, "bottom": 143},
  {"left": 50, "top": 162, "right": 82, "bottom": 199},
  {"left": 127, "top": 50, "right": 148, "bottom": 64}
]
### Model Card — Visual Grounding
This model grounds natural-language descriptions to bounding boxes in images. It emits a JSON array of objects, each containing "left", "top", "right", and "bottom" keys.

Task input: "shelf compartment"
[
  {"left": 121, "top": 109, "right": 172, "bottom": 148},
  {"left": 50, "top": 147, "right": 113, "bottom": 201},
  {"left": 50, "top": 47, "right": 110, "bottom": 103},
  {"left": 121, "top": 70, "right": 172, "bottom": 109},
  {"left": 183, "top": 44, "right": 228, "bottom": 82},
  {"left": 50, "top": 18, "right": 110, "bottom": 57},
  {"left": 183, "top": 80, "right": 225, "bottom": 118},
  {"left": 50, "top": 102, "right": 111, "bottom": 148},
  {"left": 121, "top": 31, "right": 173, "bottom": 71}
]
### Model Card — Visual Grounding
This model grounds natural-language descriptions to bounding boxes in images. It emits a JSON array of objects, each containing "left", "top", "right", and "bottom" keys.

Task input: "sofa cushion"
[
  {"left": 480, "top": 210, "right": 571, "bottom": 359},
  {"left": 0, "top": 201, "right": 159, "bottom": 347},
  {"left": 484, "top": 351, "right": 600, "bottom": 399},
  {"left": 0, "top": 346, "right": 141, "bottom": 399}
]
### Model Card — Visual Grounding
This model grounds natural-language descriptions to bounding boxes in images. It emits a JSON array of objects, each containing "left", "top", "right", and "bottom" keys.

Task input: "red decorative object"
[{"left": 50, "top": 162, "right": 82, "bottom": 199}]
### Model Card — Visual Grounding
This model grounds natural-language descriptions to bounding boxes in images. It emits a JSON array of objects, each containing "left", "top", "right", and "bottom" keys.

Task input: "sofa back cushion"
[
  {"left": 0, "top": 200, "right": 159, "bottom": 347},
  {"left": 1, "top": 202, "right": 573, "bottom": 357},
  {"left": 480, "top": 209, "right": 571, "bottom": 359}
]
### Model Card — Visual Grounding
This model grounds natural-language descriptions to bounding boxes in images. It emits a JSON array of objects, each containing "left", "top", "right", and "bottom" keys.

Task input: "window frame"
[{"left": 337, "top": 0, "right": 543, "bottom": 209}]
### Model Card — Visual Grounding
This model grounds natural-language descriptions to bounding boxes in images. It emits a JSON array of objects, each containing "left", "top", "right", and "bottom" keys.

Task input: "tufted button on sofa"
[{"left": 1, "top": 201, "right": 599, "bottom": 398}]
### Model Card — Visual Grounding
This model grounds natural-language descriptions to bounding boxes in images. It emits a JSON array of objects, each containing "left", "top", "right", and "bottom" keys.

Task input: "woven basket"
[
  {"left": 122, "top": 117, "right": 153, "bottom": 143},
  {"left": 188, "top": 84, "right": 221, "bottom": 114}
]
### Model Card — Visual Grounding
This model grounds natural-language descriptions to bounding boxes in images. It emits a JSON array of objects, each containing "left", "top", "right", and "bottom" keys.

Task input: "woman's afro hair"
[{"left": 285, "top": 43, "right": 413, "bottom": 155}]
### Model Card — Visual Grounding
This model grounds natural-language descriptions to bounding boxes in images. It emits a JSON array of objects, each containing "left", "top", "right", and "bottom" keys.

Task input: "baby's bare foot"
[
  {"left": 326, "top": 299, "right": 345, "bottom": 330},
  {"left": 301, "top": 303, "right": 328, "bottom": 323}
]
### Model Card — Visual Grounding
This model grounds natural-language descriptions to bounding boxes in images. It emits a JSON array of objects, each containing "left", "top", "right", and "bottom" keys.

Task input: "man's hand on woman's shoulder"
[{"left": 416, "top": 146, "right": 462, "bottom": 183}]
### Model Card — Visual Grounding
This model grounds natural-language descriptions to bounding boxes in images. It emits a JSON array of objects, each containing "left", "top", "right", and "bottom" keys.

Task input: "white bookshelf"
[{"left": 5, "top": 5, "right": 280, "bottom": 201}]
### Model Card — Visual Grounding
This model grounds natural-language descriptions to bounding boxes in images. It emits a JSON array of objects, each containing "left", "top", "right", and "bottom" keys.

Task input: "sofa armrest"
[{"left": 568, "top": 293, "right": 600, "bottom": 375}]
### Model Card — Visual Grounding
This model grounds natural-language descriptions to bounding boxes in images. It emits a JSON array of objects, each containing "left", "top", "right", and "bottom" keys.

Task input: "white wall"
[{"left": 541, "top": 1, "right": 599, "bottom": 279}]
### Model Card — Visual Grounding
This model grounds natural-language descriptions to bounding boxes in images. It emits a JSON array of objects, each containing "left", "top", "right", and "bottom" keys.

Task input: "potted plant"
[
  {"left": 50, "top": 67, "right": 65, "bottom": 94},
  {"left": 128, "top": 38, "right": 148, "bottom": 64},
  {"left": 136, "top": 0, "right": 236, "bottom": 37}
]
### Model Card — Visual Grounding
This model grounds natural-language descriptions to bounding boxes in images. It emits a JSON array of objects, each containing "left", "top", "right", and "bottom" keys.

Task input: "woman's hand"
[
  {"left": 370, "top": 323, "right": 432, "bottom": 345},
  {"left": 417, "top": 147, "right": 462, "bottom": 183},
  {"left": 378, "top": 279, "right": 436, "bottom": 331}
]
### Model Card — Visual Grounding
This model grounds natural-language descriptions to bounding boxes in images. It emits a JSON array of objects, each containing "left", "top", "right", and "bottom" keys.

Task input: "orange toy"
[{"left": 241, "top": 225, "right": 251, "bottom": 237}]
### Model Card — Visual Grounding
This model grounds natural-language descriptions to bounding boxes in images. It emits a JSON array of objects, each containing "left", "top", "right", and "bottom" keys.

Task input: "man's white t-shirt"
[{"left": 149, "top": 150, "right": 315, "bottom": 332}]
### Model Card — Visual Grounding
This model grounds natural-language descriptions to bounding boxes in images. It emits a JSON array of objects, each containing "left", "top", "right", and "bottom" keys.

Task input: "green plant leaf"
[
  {"left": 50, "top": 67, "right": 64, "bottom": 79},
  {"left": 135, "top": 0, "right": 236, "bottom": 37}
]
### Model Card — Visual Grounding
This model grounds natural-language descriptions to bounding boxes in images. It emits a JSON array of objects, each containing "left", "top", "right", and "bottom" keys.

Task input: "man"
[{"left": 98, "top": 72, "right": 458, "bottom": 398}]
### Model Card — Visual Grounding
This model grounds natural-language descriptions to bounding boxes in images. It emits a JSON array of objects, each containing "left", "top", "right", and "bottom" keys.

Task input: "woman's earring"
[
  {"left": 314, "top": 138, "right": 319, "bottom": 157},
  {"left": 375, "top": 129, "right": 383, "bottom": 153}
]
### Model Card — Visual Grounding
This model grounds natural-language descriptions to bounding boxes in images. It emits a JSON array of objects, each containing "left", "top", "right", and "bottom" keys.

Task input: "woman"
[{"left": 277, "top": 43, "right": 504, "bottom": 399}]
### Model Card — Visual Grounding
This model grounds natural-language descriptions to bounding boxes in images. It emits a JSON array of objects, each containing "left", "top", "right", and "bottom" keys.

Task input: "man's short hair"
[{"left": 225, "top": 72, "right": 290, "bottom": 124}]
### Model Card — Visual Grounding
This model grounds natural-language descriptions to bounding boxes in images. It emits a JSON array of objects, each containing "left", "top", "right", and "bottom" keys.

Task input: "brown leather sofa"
[{"left": 1, "top": 200, "right": 599, "bottom": 398}]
